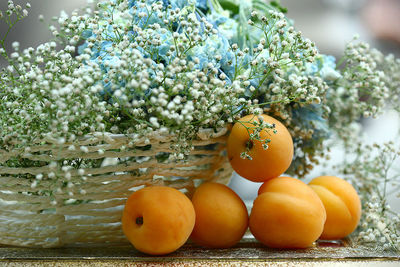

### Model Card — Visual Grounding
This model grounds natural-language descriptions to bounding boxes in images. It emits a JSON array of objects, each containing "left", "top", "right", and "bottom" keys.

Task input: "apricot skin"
[
  {"left": 190, "top": 182, "right": 248, "bottom": 248},
  {"left": 249, "top": 177, "right": 326, "bottom": 248},
  {"left": 122, "top": 186, "right": 195, "bottom": 255},
  {"left": 309, "top": 176, "right": 361, "bottom": 240},
  {"left": 227, "top": 114, "right": 294, "bottom": 183},
  {"left": 258, "top": 176, "right": 292, "bottom": 195}
]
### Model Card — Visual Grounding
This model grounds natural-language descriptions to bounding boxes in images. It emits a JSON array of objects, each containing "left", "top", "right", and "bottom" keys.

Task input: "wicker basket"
[{"left": 0, "top": 128, "right": 232, "bottom": 248}]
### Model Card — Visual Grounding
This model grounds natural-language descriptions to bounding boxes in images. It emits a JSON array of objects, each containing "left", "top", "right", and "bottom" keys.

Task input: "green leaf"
[
  {"left": 218, "top": 0, "right": 240, "bottom": 14},
  {"left": 270, "top": 1, "right": 288, "bottom": 13}
]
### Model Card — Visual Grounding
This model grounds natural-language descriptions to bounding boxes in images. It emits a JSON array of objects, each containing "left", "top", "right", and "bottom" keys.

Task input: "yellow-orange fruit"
[
  {"left": 257, "top": 176, "right": 292, "bottom": 195},
  {"left": 190, "top": 182, "right": 248, "bottom": 248},
  {"left": 227, "top": 114, "right": 294, "bottom": 182},
  {"left": 122, "top": 186, "right": 195, "bottom": 255},
  {"left": 249, "top": 177, "right": 326, "bottom": 248},
  {"left": 309, "top": 176, "right": 361, "bottom": 240}
]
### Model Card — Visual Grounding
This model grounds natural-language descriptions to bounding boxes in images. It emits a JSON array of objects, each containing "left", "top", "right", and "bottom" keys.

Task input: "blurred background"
[{"left": 1, "top": 0, "right": 400, "bottom": 211}]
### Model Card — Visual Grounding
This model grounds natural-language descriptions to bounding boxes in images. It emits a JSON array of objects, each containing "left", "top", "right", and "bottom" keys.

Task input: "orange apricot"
[
  {"left": 257, "top": 176, "right": 293, "bottom": 195},
  {"left": 249, "top": 177, "right": 326, "bottom": 248},
  {"left": 227, "top": 114, "right": 294, "bottom": 183},
  {"left": 190, "top": 182, "right": 248, "bottom": 248},
  {"left": 309, "top": 176, "right": 361, "bottom": 240},
  {"left": 122, "top": 186, "right": 195, "bottom": 255}
]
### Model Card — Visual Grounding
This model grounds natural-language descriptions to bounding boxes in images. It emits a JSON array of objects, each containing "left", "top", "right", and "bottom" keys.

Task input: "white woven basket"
[{"left": 0, "top": 128, "right": 232, "bottom": 248}]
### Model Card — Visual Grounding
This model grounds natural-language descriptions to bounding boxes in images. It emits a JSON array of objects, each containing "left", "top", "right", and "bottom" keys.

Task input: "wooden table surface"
[{"left": 0, "top": 236, "right": 399, "bottom": 266}]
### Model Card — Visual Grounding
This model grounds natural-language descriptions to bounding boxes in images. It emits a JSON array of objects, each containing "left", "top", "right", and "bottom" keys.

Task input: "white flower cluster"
[
  {"left": 0, "top": 1, "right": 31, "bottom": 73},
  {"left": 0, "top": 1, "right": 29, "bottom": 20},
  {"left": 326, "top": 38, "right": 397, "bottom": 141},
  {"left": 0, "top": 39, "right": 108, "bottom": 148},
  {"left": 339, "top": 142, "right": 400, "bottom": 250},
  {"left": 357, "top": 195, "right": 400, "bottom": 251},
  {"left": 376, "top": 53, "right": 400, "bottom": 112}
]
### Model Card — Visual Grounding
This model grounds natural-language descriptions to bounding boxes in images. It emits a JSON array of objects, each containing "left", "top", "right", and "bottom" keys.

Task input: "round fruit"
[
  {"left": 257, "top": 176, "right": 292, "bottom": 195},
  {"left": 227, "top": 114, "right": 294, "bottom": 183},
  {"left": 249, "top": 176, "right": 326, "bottom": 248},
  {"left": 190, "top": 182, "right": 248, "bottom": 248},
  {"left": 309, "top": 176, "right": 361, "bottom": 240},
  {"left": 122, "top": 186, "right": 195, "bottom": 255}
]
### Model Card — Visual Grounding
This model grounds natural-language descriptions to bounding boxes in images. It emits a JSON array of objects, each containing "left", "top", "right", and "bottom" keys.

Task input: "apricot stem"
[
  {"left": 246, "top": 140, "right": 254, "bottom": 150},
  {"left": 136, "top": 216, "right": 143, "bottom": 225}
]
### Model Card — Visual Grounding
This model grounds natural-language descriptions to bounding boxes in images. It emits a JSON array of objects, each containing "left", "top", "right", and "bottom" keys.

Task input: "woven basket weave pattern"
[{"left": 0, "top": 129, "right": 232, "bottom": 247}]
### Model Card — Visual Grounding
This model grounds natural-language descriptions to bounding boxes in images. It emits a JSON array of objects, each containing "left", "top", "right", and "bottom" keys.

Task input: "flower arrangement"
[{"left": 0, "top": 0, "right": 399, "bottom": 250}]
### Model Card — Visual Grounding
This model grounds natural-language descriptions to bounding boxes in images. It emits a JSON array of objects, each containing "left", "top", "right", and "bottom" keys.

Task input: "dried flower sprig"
[
  {"left": 336, "top": 141, "right": 400, "bottom": 250},
  {"left": 0, "top": 1, "right": 30, "bottom": 74},
  {"left": 326, "top": 38, "right": 392, "bottom": 141}
]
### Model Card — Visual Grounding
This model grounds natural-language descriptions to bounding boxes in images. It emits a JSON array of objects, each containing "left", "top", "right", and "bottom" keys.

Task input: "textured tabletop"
[{"left": 0, "top": 236, "right": 399, "bottom": 266}]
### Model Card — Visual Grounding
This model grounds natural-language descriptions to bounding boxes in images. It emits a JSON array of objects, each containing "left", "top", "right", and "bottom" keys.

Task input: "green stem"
[{"left": 1, "top": 18, "right": 23, "bottom": 76}]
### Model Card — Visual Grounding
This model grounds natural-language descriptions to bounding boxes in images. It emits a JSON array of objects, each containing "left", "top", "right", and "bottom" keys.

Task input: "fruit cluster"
[
  {"left": 121, "top": 183, "right": 248, "bottom": 255},
  {"left": 121, "top": 114, "right": 361, "bottom": 255}
]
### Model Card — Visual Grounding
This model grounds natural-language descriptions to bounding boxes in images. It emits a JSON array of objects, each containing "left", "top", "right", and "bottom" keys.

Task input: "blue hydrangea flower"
[
  {"left": 320, "top": 55, "right": 341, "bottom": 81},
  {"left": 306, "top": 55, "right": 341, "bottom": 81},
  {"left": 187, "top": 33, "right": 235, "bottom": 78},
  {"left": 129, "top": 0, "right": 207, "bottom": 10},
  {"left": 207, "top": 12, "right": 238, "bottom": 42},
  {"left": 81, "top": 0, "right": 240, "bottom": 100},
  {"left": 288, "top": 103, "right": 330, "bottom": 174},
  {"left": 196, "top": 0, "right": 208, "bottom": 12},
  {"left": 156, "top": 31, "right": 174, "bottom": 61},
  {"left": 291, "top": 104, "right": 330, "bottom": 144}
]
